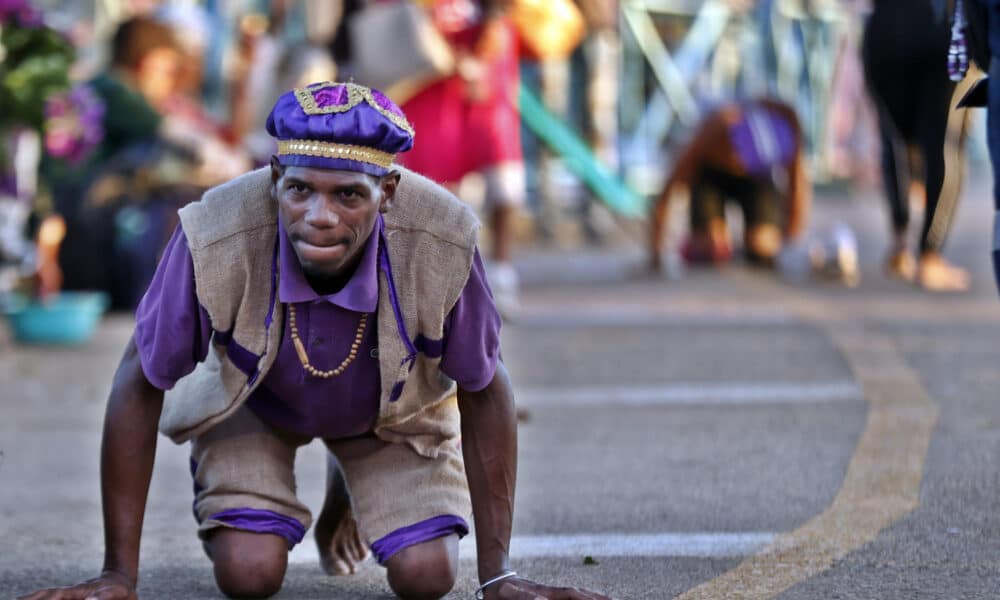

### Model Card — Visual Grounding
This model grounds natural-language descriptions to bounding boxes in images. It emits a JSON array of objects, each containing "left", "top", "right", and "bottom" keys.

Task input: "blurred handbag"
[
  {"left": 349, "top": 1, "right": 455, "bottom": 104},
  {"left": 510, "top": 0, "right": 587, "bottom": 61}
]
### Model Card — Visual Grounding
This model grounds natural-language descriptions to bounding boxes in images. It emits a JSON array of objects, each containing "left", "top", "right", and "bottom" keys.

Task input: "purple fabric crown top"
[{"left": 266, "top": 82, "right": 414, "bottom": 177}]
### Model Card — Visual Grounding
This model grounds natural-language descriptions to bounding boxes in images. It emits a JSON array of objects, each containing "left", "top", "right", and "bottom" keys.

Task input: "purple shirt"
[
  {"left": 136, "top": 216, "right": 501, "bottom": 440},
  {"left": 728, "top": 103, "right": 797, "bottom": 177}
]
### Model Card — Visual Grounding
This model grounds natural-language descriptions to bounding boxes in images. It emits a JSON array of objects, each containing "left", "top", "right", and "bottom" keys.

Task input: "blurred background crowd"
[{"left": 0, "top": 0, "right": 990, "bottom": 327}]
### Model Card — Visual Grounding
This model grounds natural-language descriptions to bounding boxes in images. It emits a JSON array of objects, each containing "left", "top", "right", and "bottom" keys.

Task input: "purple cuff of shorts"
[
  {"left": 206, "top": 508, "right": 307, "bottom": 550},
  {"left": 370, "top": 514, "right": 469, "bottom": 564}
]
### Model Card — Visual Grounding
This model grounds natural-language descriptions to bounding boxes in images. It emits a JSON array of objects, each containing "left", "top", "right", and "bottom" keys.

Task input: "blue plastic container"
[{"left": 3, "top": 292, "right": 110, "bottom": 345}]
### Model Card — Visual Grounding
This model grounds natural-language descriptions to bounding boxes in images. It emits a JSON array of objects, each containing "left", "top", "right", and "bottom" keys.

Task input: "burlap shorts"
[{"left": 189, "top": 404, "right": 472, "bottom": 553}]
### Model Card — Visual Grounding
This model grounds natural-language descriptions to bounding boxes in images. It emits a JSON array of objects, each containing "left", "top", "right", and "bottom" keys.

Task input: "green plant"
[{"left": 0, "top": 1, "right": 74, "bottom": 136}]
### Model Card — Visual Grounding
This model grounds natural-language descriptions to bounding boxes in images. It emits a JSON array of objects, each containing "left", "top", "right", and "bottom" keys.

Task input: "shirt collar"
[{"left": 277, "top": 213, "right": 381, "bottom": 312}]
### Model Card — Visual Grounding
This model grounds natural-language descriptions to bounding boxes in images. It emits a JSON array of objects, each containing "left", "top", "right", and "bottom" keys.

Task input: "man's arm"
[
  {"left": 650, "top": 140, "right": 700, "bottom": 271},
  {"left": 458, "top": 362, "right": 517, "bottom": 584},
  {"left": 20, "top": 335, "right": 164, "bottom": 600},
  {"left": 782, "top": 105, "right": 811, "bottom": 241},
  {"left": 649, "top": 111, "right": 734, "bottom": 271},
  {"left": 784, "top": 146, "right": 812, "bottom": 241},
  {"left": 458, "top": 362, "right": 610, "bottom": 600},
  {"left": 100, "top": 336, "right": 165, "bottom": 584}
]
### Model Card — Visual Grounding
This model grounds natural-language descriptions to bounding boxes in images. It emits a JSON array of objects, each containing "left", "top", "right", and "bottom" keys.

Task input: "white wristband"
[{"left": 474, "top": 570, "right": 518, "bottom": 599}]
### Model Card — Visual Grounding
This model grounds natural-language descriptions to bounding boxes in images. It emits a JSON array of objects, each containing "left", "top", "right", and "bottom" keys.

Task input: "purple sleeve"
[
  {"left": 439, "top": 248, "right": 502, "bottom": 392},
  {"left": 134, "top": 225, "right": 213, "bottom": 391}
]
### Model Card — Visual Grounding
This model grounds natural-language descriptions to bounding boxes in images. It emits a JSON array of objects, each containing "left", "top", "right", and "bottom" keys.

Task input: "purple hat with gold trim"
[{"left": 266, "top": 81, "right": 414, "bottom": 178}]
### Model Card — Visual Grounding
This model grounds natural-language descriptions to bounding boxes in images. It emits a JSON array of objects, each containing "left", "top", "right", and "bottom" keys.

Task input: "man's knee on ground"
[
  {"left": 385, "top": 535, "right": 459, "bottom": 600},
  {"left": 746, "top": 224, "right": 782, "bottom": 259},
  {"left": 208, "top": 529, "right": 288, "bottom": 598}
]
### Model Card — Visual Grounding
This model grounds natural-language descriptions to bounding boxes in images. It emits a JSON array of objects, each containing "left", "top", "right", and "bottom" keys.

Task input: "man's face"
[{"left": 272, "top": 162, "right": 397, "bottom": 280}]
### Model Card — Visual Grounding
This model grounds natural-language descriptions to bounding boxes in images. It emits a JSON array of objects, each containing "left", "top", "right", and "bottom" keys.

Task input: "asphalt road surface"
[{"left": 3, "top": 179, "right": 1000, "bottom": 599}]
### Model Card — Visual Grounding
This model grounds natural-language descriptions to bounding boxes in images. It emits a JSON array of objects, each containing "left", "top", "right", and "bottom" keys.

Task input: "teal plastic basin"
[{"left": 3, "top": 292, "right": 110, "bottom": 345}]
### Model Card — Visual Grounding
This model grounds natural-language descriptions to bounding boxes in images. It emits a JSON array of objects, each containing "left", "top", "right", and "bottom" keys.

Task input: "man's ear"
[
  {"left": 269, "top": 156, "right": 284, "bottom": 200},
  {"left": 270, "top": 156, "right": 284, "bottom": 183},
  {"left": 378, "top": 170, "right": 401, "bottom": 213}
]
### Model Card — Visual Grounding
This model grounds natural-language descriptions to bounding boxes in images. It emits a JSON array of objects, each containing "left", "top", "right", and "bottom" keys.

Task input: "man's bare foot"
[
  {"left": 316, "top": 508, "right": 369, "bottom": 575},
  {"left": 885, "top": 250, "right": 917, "bottom": 281},
  {"left": 315, "top": 461, "right": 370, "bottom": 575},
  {"left": 917, "top": 252, "right": 970, "bottom": 292}
]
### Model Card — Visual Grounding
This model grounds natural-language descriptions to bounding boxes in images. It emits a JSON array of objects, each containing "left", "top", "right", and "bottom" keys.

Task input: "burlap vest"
[{"left": 159, "top": 167, "right": 480, "bottom": 458}]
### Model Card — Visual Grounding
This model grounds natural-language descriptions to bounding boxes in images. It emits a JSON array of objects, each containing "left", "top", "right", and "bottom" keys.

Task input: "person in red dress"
[{"left": 399, "top": 0, "right": 525, "bottom": 316}]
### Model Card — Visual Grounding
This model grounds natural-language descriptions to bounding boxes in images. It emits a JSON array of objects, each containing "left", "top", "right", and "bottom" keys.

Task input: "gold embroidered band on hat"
[{"left": 277, "top": 139, "right": 396, "bottom": 169}]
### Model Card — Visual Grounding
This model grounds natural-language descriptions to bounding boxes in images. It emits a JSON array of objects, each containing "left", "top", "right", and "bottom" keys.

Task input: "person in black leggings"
[{"left": 863, "top": 0, "right": 973, "bottom": 290}]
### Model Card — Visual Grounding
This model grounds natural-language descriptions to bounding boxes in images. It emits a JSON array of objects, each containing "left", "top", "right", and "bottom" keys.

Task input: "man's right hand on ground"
[
  {"left": 19, "top": 340, "right": 161, "bottom": 600},
  {"left": 17, "top": 569, "right": 137, "bottom": 600}
]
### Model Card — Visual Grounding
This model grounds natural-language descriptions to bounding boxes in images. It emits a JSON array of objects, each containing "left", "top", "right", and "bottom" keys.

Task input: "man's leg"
[
  {"left": 482, "top": 162, "right": 526, "bottom": 318},
  {"left": 385, "top": 534, "right": 461, "bottom": 599},
  {"left": 915, "top": 69, "right": 971, "bottom": 291},
  {"left": 190, "top": 406, "right": 312, "bottom": 598},
  {"left": 877, "top": 116, "right": 917, "bottom": 279},
  {"left": 491, "top": 203, "right": 516, "bottom": 264},
  {"left": 988, "top": 36, "right": 1000, "bottom": 293},
  {"left": 315, "top": 452, "right": 370, "bottom": 575},
  {"left": 206, "top": 529, "right": 288, "bottom": 598},
  {"left": 745, "top": 223, "right": 783, "bottom": 262},
  {"left": 327, "top": 434, "right": 472, "bottom": 599},
  {"left": 684, "top": 175, "right": 731, "bottom": 264},
  {"left": 741, "top": 181, "right": 783, "bottom": 265}
]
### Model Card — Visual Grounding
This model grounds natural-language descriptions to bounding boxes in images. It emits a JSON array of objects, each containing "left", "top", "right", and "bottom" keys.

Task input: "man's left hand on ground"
[{"left": 485, "top": 576, "right": 613, "bottom": 600}]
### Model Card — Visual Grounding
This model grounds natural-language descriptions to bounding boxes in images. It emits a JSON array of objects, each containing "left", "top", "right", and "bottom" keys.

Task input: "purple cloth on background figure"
[
  {"left": 370, "top": 514, "right": 470, "bottom": 564},
  {"left": 728, "top": 104, "right": 797, "bottom": 177},
  {"left": 135, "top": 217, "right": 501, "bottom": 439}
]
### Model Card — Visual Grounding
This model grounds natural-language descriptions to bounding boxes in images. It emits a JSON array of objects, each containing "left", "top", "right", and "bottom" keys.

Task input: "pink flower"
[
  {"left": 42, "top": 84, "right": 105, "bottom": 164},
  {"left": 44, "top": 128, "right": 75, "bottom": 157},
  {"left": 0, "top": 0, "right": 42, "bottom": 27}
]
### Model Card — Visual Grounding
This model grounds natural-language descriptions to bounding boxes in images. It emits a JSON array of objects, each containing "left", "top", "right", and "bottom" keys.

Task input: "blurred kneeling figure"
[{"left": 649, "top": 99, "right": 811, "bottom": 273}]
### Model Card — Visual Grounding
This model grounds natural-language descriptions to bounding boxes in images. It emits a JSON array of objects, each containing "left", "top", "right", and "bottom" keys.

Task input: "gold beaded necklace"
[{"left": 288, "top": 303, "right": 368, "bottom": 378}]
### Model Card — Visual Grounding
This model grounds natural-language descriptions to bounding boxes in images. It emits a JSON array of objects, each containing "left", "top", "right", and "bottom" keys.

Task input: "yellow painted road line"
[{"left": 677, "top": 277, "right": 939, "bottom": 599}]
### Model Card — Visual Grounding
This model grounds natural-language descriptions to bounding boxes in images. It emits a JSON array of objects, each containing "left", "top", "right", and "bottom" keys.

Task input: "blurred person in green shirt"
[{"left": 41, "top": 16, "right": 248, "bottom": 309}]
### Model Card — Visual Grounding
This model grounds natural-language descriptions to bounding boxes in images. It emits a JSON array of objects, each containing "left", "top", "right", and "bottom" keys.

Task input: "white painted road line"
[
  {"left": 503, "top": 532, "right": 777, "bottom": 558},
  {"left": 516, "top": 381, "right": 862, "bottom": 407},
  {"left": 289, "top": 532, "right": 777, "bottom": 564},
  {"left": 516, "top": 307, "right": 796, "bottom": 327}
]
